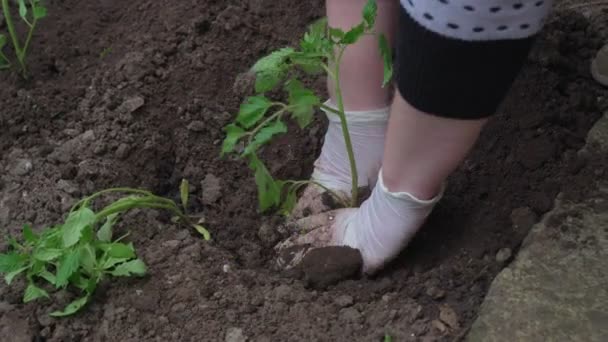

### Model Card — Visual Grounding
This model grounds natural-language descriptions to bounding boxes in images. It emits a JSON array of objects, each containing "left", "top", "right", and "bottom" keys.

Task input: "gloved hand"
[{"left": 277, "top": 170, "right": 444, "bottom": 274}]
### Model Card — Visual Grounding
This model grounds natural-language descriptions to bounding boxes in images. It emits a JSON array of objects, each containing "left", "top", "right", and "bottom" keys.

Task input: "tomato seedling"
[
  {"left": 0, "top": 0, "right": 47, "bottom": 78},
  {"left": 222, "top": 0, "right": 392, "bottom": 213},
  {"left": 0, "top": 180, "right": 210, "bottom": 316}
]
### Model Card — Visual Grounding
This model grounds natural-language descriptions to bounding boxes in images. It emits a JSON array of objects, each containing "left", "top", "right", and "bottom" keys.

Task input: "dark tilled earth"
[{"left": 0, "top": 1, "right": 607, "bottom": 341}]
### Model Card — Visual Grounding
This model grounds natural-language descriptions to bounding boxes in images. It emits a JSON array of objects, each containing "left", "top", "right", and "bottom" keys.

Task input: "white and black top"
[{"left": 393, "top": 0, "right": 554, "bottom": 118}]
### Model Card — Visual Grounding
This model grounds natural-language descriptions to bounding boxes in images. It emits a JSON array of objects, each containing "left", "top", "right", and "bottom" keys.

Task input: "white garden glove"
[
  {"left": 292, "top": 100, "right": 390, "bottom": 217},
  {"left": 277, "top": 170, "right": 444, "bottom": 274}
]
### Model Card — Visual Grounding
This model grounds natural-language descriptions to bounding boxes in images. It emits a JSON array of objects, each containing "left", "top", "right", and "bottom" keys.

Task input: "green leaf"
[
  {"left": 279, "top": 184, "right": 298, "bottom": 216},
  {"left": 18, "top": 0, "right": 27, "bottom": 19},
  {"left": 243, "top": 120, "right": 287, "bottom": 156},
  {"left": 55, "top": 249, "right": 81, "bottom": 288},
  {"left": 193, "top": 224, "right": 211, "bottom": 241},
  {"left": 251, "top": 47, "right": 294, "bottom": 92},
  {"left": 180, "top": 179, "right": 189, "bottom": 211},
  {"left": 102, "top": 257, "right": 129, "bottom": 269},
  {"left": 384, "top": 334, "right": 393, "bottom": 342},
  {"left": 5, "top": 266, "right": 28, "bottom": 285},
  {"left": 363, "top": 0, "right": 378, "bottom": 29},
  {"left": 285, "top": 79, "right": 320, "bottom": 128},
  {"left": 0, "top": 34, "right": 6, "bottom": 48},
  {"left": 23, "top": 224, "right": 38, "bottom": 243},
  {"left": 0, "top": 253, "right": 28, "bottom": 273},
  {"left": 221, "top": 124, "right": 246, "bottom": 155},
  {"left": 378, "top": 34, "right": 393, "bottom": 87},
  {"left": 341, "top": 23, "right": 365, "bottom": 45},
  {"left": 33, "top": 5, "right": 47, "bottom": 19},
  {"left": 23, "top": 283, "right": 49, "bottom": 303},
  {"left": 33, "top": 248, "right": 63, "bottom": 262},
  {"left": 97, "top": 213, "right": 118, "bottom": 242},
  {"left": 109, "top": 259, "right": 147, "bottom": 277},
  {"left": 249, "top": 155, "right": 281, "bottom": 211},
  {"left": 50, "top": 295, "right": 90, "bottom": 317},
  {"left": 39, "top": 270, "right": 56, "bottom": 285},
  {"left": 329, "top": 28, "right": 345, "bottom": 41},
  {"left": 62, "top": 207, "right": 96, "bottom": 247},
  {"left": 105, "top": 242, "right": 135, "bottom": 259},
  {"left": 79, "top": 244, "right": 97, "bottom": 275},
  {"left": 236, "top": 96, "right": 273, "bottom": 129}
]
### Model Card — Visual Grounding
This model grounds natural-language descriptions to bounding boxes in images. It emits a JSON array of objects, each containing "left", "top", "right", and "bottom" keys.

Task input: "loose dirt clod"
[{"left": 300, "top": 246, "right": 362, "bottom": 289}]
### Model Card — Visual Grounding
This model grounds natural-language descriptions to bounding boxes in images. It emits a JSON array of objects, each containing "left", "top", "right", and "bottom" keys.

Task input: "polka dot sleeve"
[{"left": 400, "top": 0, "right": 553, "bottom": 41}]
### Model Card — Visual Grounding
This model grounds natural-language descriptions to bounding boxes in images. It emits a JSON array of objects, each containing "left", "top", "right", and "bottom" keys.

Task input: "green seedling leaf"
[
  {"left": 105, "top": 242, "right": 136, "bottom": 259},
  {"left": 0, "top": 34, "right": 6, "bottom": 48},
  {"left": 193, "top": 224, "right": 211, "bottom": 241},
  {"left": 33, "top": 248, "right": 63, "bottom": 262},
  {"left": 97, "top": 213, "right": 118, "bottom": 242},
  {"left": 249, "top": 155, "right": 281, "bottom": 211},
  {"left": 384, "top": 334, "right": 393, "bottom": 342},
  {"left": 341, "top": 23, "right": 365, "bottom": 45},
  {"left": 33, "top": 5, "right": 47, "bottom": 19},
  {"left": 286, "top": 79, "right": 320, "bottom": 128},
  {"left": 180, "top": 179, "right": 189, "bottom": 210},
  {"left": 79, "top": 243, "right": 97, "bottom": 274},
  {"left": 5, "top": 266, "right": 28, "bottom": 285},
  {"left": 23, "top": 283, "right": 49, "bottom": 303},
  {"left": 329, "top": 28, "right": 345, "bottom": 41},
  {"left": 55, "top": 249, "right": 81, "bottom": 288},
  {"left": 222, "top": 124, "right": 246, "bottom": 155},
  {"left": 18, "top": 0, "right": 28, "bottom": 19},
  {"left": 102, "top": 257, "right": 130, "bottom": 269},
  {"left": 109, "top": 259, "right": 147, "bottom": 277},
  {"left": 236, "top": 96, "right": 273, "bottom": 129},
  {"left": 23, "top": 224, "right": 38, "bottom": 243},
  {"left": 279, "top": 184, "right": 298, "bottom": 216},
  {"left": 62, "top": 207, "right": 96, "bottom": 247},
  {"left": 252, "top": 47, "right": 294, "bottom": 92},
  {"left": 0, "top": 253, "right": 28, "bottom": 273},
  {"left": 378, "top": 34, "right": 393, "bottom": 86},
  {"left": 290, "top": 53, "right": 325, "bottom": 75},
  {"left": 363, "top": 0, "right": 378, "bottom": 29},
  {"left": 39, "top": 270, "right": 56, "bottom": 285},
  {"left": 50, "top": 295, "right": 90, "bottom": 317},
  {"left": 243, "top": 120, "right": 287, "bottom": 156}
]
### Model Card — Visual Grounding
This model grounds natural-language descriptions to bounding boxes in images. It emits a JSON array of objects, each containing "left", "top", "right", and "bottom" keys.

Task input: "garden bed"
[{"left": 1, "top": 1, "right": 607, "bottom": 341}]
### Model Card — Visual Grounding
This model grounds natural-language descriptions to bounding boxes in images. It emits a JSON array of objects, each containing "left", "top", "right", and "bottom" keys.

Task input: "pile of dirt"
[{"left": 0, "top": 0, "right": 606, "bottom": 340}]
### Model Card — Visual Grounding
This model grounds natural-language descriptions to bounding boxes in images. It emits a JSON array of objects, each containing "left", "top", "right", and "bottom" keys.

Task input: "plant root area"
[{"left": 1, "top": 1, "right": 607, "bottom": 341}]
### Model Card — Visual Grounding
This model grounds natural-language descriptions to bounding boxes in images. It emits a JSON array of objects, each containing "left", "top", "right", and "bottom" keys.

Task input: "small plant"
[
  {"left": 0, "top": 180, "right": 209, "bottom": 317},
  {"left": 0, "top": 0, "right": 47, "bottom": 77},
  {"left": 221, "top": 0, "right": 392, "bottom": 213}
]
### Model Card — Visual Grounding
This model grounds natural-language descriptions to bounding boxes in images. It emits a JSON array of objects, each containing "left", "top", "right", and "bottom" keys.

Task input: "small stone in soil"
[
  {"left": 439, "top": 304, "right": 459, "bottom": 329},
  {"left": 300, "top": 246, "right": 362, "bottom": 289},
  {"left": 201, "top": 173, "right": 222, "bottom": 205},
  {"left": 12, "top": 159, "right": 33, "bottom": 176},
  {"left": 334, "top": 294, "right": 354, "bottom": 308},
  {"left": 426, "top": 286, "right": 446, "bottom": 300},
  {"left": 187, "top": 120, "right": 206, "bottom": 132},
  {"left": 225, "top": 327, "right": 246, "bottom": 342},
  {"left": 57, "top": 179, "right": 79, "bottom": 195},
  {"left": 115, "top": 143, "right": 131, "bottom": 160},
  {"left": 118, "top": 96, "right": 145, "bottom": 114},
  {"left": 495, "top": 248, "right": 512, "bottom": 263},
  {"left": 432, "top": 319, "right": 448, "bottom": 333}
]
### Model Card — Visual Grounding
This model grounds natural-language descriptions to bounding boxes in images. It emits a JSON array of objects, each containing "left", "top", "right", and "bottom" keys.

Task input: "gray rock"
[
  {"left": 115, "top": 143, "right": 131, "bottom": 160},
  {"left": 187, "top": 120, "right": 206, "bottom": 132},
  {"left": 57, "top": 179, "right": 79, "bottom": 195},
  {"left": 334, "top": 295, "right": 354, "bottom": 308},
  {"left": 12, "top": 159, "right": 32, "bottom": 176},
  {"left": 587, "top": 111, "right": 608, "bottom": 151},
  {"left": 467, "top": 187, "right": 608, "bottom": 342},
  {"left": 340, "top": 307, "right": 362, "bottom": 323},
  {"left": 495, "top": 248, "right": 512, "bottom": 263},
  {"left": 439, "top": 304, "right": 459, "bottom": 329},
  {"left": 201, "top": 173, "right": 222, "bottom": 205},
  {"left": 118, "top": 96, "right": 145, "bottom": 114},
  {"left": 225, "top": 327, "right": 246, "bottom": 342}
]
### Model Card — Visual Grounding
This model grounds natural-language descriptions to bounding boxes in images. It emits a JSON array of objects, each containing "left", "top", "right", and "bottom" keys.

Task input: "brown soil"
[{"left": 1, "top": 1, "right": 607, "bottom": 341}]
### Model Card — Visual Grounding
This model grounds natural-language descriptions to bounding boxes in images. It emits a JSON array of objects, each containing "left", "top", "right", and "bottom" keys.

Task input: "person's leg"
[
  {"left": 278, "top": 0, "right": 554, "bottom": 273},
  {"left": 294, "top": 0, "right": 398, "bottom": 216}
]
